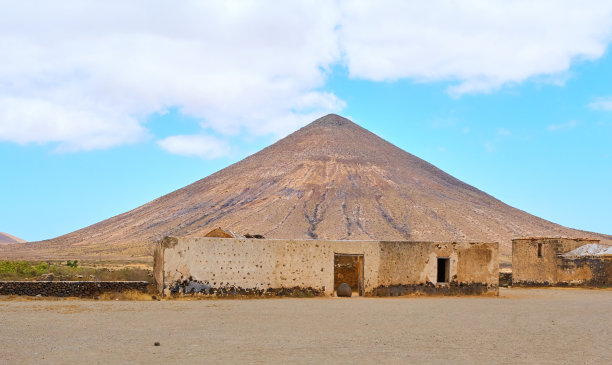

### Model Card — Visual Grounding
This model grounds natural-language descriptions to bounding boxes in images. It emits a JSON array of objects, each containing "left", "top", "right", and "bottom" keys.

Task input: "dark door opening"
[
  {"left": 437, "top": 257, "right": 450, "bottom": 283},
  {"left": 334, "top": 254, "right": 364, "bottom": 296}
]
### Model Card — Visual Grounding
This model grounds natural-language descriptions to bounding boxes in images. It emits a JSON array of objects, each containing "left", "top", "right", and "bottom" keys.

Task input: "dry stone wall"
[{"left": 0, "top": 281, "right": 149, "bottom": 297}]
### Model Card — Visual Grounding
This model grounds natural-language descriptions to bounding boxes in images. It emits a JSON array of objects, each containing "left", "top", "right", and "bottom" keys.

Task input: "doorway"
[
  {"left": 437, "top": 257, "right": 450, "bottom": 283},
  {"left": 334, "top": 254, "right": 364, "bottom": 296}
]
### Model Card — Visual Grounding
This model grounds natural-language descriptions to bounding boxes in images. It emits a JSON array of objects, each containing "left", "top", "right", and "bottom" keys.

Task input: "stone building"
[
  {"left": 154, "top": 237, "right": 499, "bottom": 297},
  {"left": 512, "top": 237, "right": 612, "bottom": 286}
]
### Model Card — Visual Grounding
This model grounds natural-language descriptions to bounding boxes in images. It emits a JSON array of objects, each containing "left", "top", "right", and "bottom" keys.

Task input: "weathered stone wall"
[
  {"left": 0, "top": 281, "right": 149, "bottom": 297},
  {"left": 155, "top": 237, "right": 499, "bottom": 297},
  {"left": 512, "top": 238, "right": 611, "bottom": 286},
  {"left": 375, "top": 241, "right": 498, "bottom": 293}
]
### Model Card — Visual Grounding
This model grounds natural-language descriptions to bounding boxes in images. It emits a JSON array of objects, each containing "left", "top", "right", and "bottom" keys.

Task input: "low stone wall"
[{"left": 0, "top": 281, "right": 150, "bottom": 297}]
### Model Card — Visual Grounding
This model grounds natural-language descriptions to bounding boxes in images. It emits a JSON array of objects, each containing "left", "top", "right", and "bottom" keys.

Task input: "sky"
[{"left": 1, "top": 1, "right": 611, "bottom": 242}]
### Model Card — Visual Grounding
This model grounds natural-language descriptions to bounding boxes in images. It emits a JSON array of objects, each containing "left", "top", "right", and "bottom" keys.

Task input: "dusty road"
[{"left": 1, "top": 288, "right": 611, "bottom": 364}]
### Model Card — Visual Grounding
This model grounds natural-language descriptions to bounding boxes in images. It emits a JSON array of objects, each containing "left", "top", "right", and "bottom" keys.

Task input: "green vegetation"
[
  {"left": 66, "top": 260, "right": 78, "bottom": 268},
  {"left": 0, "top": 260, "right": 152, "bottom": 282},
  {"left": 0, "top": 260, "right": 50, "bottom": 279}
]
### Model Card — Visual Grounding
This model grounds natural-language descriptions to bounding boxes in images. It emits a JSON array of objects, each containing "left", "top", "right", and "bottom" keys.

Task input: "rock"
[
  {"left": 337, "top": 283, "right": 352, "bottom": 297},
  {"left": 154, "top": 342, "right": 160, "bottom": 346},
  {"left": 38, "top": 273, "right": 54, "bottom": 281}
]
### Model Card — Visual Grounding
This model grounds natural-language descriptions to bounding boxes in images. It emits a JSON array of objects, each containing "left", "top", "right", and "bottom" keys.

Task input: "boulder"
[{"left": 337, "top": 283, "right": 352, "bottom": 297}]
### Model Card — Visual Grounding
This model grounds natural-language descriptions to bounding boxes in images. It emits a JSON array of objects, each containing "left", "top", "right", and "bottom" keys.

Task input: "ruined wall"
[
  {"left": 512, "top": 238, "right": 611, "bottom": 286},
  {"left": 155, "top": 237, "right": 499, "bottom": 297}
]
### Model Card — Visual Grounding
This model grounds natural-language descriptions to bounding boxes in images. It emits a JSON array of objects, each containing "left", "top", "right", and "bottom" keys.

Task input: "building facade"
[{"left": 154, "top": 237, "right": 499, "bottom": 297}]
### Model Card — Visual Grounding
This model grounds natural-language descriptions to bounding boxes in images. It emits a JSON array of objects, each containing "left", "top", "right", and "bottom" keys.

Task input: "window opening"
[{"left": 537, "top": 243, "right": 543, "bottom": 258}]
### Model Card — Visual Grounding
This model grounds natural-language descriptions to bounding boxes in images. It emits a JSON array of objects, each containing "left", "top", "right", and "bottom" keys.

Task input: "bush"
[{"left": 66, "top": 260, "right": 78, "bottom": 268}]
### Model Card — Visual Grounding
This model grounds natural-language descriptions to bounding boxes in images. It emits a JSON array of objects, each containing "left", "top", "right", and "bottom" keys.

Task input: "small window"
[
  {"left": 537, "top": 243, "right": 543, "bottom": 258},
  {"left": 437, "top": 257, "right": 450, "bottom": 283}
]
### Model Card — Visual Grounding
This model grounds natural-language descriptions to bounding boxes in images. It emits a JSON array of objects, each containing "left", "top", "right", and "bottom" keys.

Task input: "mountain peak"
[{"left": 307, "top": 114, "right": 356, "bottom": 128}]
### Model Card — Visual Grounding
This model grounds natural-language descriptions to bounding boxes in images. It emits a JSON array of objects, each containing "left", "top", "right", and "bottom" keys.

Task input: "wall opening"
[
  {"left": 537, "top": 243, "right": 543, "bottom": 257},
  {"left": 437, "top": 257, "right": 450, "bottom": 283},
  {"left": 334, "top": 254, "right": 364, "bottom": 296}
]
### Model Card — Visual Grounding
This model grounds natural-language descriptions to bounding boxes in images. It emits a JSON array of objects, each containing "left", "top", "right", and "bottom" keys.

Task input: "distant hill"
[
  {"left": 0, "top": 232, "right": 26, "bottom": 245},
  {"left": 2, "top": 114, "right": 610, "bottom": 261}
]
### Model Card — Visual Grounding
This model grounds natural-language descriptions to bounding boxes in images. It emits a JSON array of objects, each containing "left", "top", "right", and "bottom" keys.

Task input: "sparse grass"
[
  {"left": 98, "top": 290, "right": 157, "bottom": 301},
  {"left": 0, "top": 260, "right": 152, "bottom": 282}
]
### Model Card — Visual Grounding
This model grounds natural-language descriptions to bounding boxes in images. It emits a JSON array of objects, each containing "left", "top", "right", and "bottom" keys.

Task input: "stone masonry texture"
[{"left": 0, "top": 281, "right": 149, "bottom": 297}]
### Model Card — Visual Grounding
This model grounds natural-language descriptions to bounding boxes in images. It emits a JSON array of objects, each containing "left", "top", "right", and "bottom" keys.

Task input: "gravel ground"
[{"left": 1, "top": 288, "right": 611, "bottom": 364}]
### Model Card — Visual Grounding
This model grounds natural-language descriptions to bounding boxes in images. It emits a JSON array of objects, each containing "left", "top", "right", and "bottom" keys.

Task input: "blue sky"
[{"left": 1, "top": 1, "right": 611, "bottom": 241}]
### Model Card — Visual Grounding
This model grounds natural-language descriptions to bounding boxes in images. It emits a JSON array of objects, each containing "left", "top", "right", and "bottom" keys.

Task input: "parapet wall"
[
  {"left": 0, "top": 281, "right": 150, "bottom": 297},
  {"left": 154, "top": 237, "right": 499, "bottom": 297}
]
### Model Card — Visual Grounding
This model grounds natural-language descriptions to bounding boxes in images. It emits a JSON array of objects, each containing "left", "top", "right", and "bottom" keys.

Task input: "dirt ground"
[{"left": 1, "top": 288, "right": 611, "bottom": 364}]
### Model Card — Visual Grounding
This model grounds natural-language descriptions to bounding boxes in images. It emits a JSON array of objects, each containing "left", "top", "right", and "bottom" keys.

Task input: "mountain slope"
[
  {"left": 2, "top": 114, "right": 609, "bottom": 261},
  {"left": 0, "top": 232, "right": 26, "bottom": 245}
]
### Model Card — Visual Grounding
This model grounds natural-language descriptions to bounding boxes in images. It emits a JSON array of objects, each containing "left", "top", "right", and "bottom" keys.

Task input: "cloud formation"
[
  {"left": 548, "top": 120, "right": 578, "bottom": 131},
  {"left": 588, "top": 97, "right": 612, "bottom": 111},
  {"left": 157, "top": 134, "right": 231, "bottom": 159},
  {"left": 0, "top": 1, "right": 611, "bottom": 156},
  {"left": 0, "top": 1, "right": 343, "bottom": 153},
  {"left": 340, "top": 1, "right": 612, "bottom": 95}
]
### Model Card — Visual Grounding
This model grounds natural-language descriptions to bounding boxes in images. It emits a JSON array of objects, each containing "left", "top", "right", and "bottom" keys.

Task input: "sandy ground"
[{"left": 1, "top": 288, "right": 611, "bottom": 364}]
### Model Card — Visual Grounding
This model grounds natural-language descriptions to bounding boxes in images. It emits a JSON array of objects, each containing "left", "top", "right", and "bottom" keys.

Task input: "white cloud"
[
  {"left": 0, "top": 1, "right": 343, "bottom": 154},
  {"left": 0, "top": 1, "right": 611, "bottom": 155},
  {"left": 340, "top": 0, "right": 612, "bottom": 95},
  {"left": 588, "top": 97, "right": 612, "bottom": 111},
  {"left": 157, "top": 134, "right": 231, "bottom": 159},
  {"left": 0, "top": 97, "right": 146, "bottom": 151},
  {"left": 548, "top": 120, "right": 578, "bottom": 131}
]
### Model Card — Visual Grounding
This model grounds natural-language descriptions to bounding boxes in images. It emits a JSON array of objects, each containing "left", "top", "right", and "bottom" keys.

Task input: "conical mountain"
[{"left": 2, "top": 114, "right": 609, "bottom": 261}]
